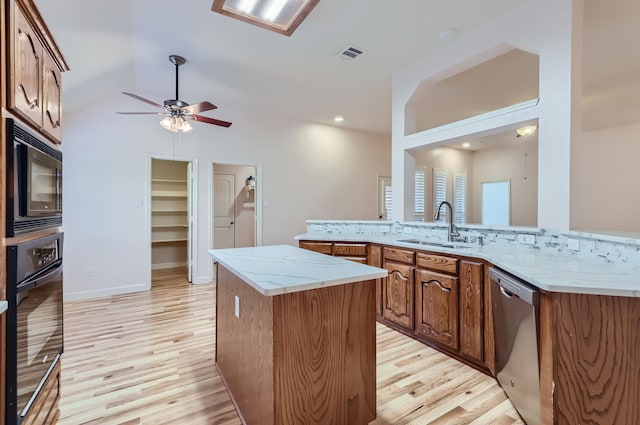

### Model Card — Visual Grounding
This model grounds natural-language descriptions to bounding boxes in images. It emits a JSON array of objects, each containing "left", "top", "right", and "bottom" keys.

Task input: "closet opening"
[{"left": 150, "top": 158, "right": 195, "bottom": 283}]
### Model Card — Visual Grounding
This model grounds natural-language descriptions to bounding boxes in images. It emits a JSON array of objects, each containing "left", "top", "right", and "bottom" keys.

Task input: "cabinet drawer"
[
  {"left": 299, "top": 241, "right": 332, "bottom": 255},
  {"left": 341, "top": 256, "right": 368, "bottom": 264},
  {"left": 383, "top": 247, "right": 415, "bottom": 264},
  {"left": 416, "top": 252, "right": 458, "bottom": 275},
  {"left": 334, "top": 243, "right": 367, "bottom": 256}
]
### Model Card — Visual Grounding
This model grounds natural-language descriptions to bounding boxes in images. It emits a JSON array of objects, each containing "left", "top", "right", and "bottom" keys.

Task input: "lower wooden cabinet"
[
  {"left": 459, "top": 260, "right": 484, "bottom": 363},
  {"left": 22, "top": 359, "right": 60, "bottom": 425},
  {"left": 415, "top": 269, "right": 459, "bottom": 350},
  {"left": 300, "top": 240, "right": 491, "bottom": 372},
  {"left": 367, "top": 244, "right": 383, "bottom": 317},
  {"left": 382, "top": 261, "right": 414, "bottom": 331}
]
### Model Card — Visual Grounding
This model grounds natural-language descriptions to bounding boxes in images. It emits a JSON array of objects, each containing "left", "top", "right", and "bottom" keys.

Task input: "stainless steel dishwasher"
[{"left": 490, "top": 267, "right": 541, "bottom": 425}]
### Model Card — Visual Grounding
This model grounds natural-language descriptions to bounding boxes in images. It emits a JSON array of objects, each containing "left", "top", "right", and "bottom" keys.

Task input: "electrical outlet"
[
  {"left": 402, "top": 226, "right": 412, "bottom": 234},
  {"left": 568, "top": 238, "right": 580, "bottom": 251},
  {"left": 310, "top": 224, "right": 323, "bottom": 232},
  {"left": 379, "top": 225, "right": 391, "bottom": 233},
  {"left": 235, "top": 295, "right": 240, "bottom": 318},
  {"left": 85, "top": 266, "right": 94, "bottom": 277},
  {"left": 517, "top": 234, "right": 536, "bottom": 245}
]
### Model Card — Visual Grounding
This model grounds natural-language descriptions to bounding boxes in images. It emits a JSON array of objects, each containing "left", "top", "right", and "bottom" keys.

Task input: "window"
[
  {"left": 378, "top": 176, "right": 392, "bottom": 220},
  {"left": 433, "top": 168, "right": 447, "bottom": 222},
  {"left": 414, "top": 167, "right": 426, "bottom": 221},
  {"left": 454, "top": 171, "right": 466, "bottom": 224}
]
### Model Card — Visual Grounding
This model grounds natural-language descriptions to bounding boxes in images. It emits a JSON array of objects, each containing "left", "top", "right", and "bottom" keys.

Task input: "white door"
[
  {"left": 214, "top": 174, "right": 235, "bottom": 249},
  {"left": 187, "top": 162, "right": 194, "bottom": 282}
]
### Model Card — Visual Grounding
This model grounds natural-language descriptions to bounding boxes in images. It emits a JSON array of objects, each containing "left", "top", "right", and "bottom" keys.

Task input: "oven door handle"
[{"left": 17, "top": 262, "right": 63, "bottom": 292}]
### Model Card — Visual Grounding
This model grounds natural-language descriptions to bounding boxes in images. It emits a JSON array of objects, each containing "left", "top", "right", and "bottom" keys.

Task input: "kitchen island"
[{"left": 208, "top": 245, "right": 387, "bottom": 425}]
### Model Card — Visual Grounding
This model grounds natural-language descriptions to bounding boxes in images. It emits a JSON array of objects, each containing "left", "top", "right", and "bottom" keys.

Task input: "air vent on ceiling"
[{"left": 336, "top": 45, "right": 366, "bottom": 62}]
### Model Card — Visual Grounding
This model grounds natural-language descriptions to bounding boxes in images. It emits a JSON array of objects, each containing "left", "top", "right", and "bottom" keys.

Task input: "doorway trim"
[{"left": 148, "top": 153, "right": 198, "bottom": 284}]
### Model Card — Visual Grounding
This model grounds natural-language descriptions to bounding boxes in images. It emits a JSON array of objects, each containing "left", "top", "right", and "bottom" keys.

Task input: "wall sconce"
[{"left": 245, "top": 176, "right": 256, "bottom": 197}]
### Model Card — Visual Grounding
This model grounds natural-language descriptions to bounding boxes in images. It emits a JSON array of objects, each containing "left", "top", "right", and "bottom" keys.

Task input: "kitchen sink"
[{"left": 397, "top": 239, "right": 471, "bottom": 249}]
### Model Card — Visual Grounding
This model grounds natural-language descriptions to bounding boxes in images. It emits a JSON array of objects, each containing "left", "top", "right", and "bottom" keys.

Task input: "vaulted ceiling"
[{"left": 35, "top": 0, "right": 640, "bottom": 136}]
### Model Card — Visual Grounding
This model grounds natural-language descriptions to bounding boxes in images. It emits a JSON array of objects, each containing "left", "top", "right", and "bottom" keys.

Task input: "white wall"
[
  {"left": 62, "top": 95, "right": 390, "bottom": 300},
  {"left": 472, "top": 145, "right": 538, "bottom": 226},
  {"left": 391, "top": 0, "right": 580, "bottom": 230},
  {"left": 571, "top": 122, "right": 640, "bottom": 232}
]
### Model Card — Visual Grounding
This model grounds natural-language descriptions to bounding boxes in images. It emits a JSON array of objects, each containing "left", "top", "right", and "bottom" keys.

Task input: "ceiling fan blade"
[
  {"left": 182, "top": 101, "right": 217, "bottom": 114},
  {"left": 117, "top": 112, "right": 164, "bottom": 115},
  {"left": 191, "top": 114, "right": 232, "bottom": 128},
  {"left": 122, "top": 92, "right": 163, "bottom": 109}
]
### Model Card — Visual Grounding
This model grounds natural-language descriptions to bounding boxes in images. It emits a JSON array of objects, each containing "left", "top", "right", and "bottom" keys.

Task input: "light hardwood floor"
[{"left": 58, "top": 268, "right": 523, "bottom": 425}]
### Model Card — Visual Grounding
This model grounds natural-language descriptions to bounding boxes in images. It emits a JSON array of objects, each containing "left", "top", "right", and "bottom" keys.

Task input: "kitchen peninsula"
[{"left": 208, "top": 245, "right": 387, "bottom": 425}]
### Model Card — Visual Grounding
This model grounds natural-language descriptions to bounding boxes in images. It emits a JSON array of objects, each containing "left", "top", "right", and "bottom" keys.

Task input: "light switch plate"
[
  {"left": 234, "top": 295, "right": 240, "bottom": 318},
  {"left": 379, "top": 225, "right": 391, "bottom": 233},
  {"left": 517, "top": 234, "right": 536, "bottom": 245}
]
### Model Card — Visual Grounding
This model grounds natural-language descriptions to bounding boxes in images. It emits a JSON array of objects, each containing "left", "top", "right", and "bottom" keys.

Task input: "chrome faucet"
[{"left": 434, "top": 201, "right": 460, "bottom": 242}]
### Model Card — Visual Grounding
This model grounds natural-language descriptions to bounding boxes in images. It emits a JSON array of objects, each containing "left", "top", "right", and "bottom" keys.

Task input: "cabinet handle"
[{"left": 422, "top": 279, "right": 451, "bottom": 293}]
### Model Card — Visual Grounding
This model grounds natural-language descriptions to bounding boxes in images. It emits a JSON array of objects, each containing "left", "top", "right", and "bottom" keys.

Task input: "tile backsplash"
[{"left": 304, "top": 220, "right": 640, "bottom": 266}]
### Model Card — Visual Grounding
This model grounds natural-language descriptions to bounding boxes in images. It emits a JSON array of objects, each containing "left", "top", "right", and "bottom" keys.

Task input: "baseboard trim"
[{"left": 64, "top": 283, "right": 149, "bottom": 301}]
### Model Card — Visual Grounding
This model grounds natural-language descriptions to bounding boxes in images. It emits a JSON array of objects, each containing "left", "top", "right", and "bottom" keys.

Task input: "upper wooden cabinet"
[{"left": 8, "top": 0, "right": 69, "bottom": 143}]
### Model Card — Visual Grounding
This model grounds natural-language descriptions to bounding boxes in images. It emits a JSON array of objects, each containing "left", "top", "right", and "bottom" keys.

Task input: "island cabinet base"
[
  {"left": 216, "top": 265, "right": 377, "bottom": 425},
  {"left": 540, "top": 292, "right": 640, "bottom": 425}
]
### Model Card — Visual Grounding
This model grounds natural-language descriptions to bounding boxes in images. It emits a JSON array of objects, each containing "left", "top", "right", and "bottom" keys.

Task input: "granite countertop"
[
  {"left": 296, "top": 233, "right": 640, "bottom": 298},
  {"left": 208, "top": 245, "right": 388, "bottom": 296},
  {"left": 0, "top": 301, "right": 7, "bottom": 314}
]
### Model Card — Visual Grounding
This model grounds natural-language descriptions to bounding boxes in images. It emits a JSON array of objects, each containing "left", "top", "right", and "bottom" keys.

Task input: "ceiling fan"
[{"left": 117, "top": 55, "right": 232, "bottom": 132}]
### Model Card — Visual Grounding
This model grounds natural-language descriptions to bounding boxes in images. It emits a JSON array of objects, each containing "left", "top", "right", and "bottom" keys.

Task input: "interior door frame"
[
  {"left": 210, "top": 161, "right": 262, "bottom": 276},
  {"left": 147, "top": 154, "right": 198, "bottom": 283}
]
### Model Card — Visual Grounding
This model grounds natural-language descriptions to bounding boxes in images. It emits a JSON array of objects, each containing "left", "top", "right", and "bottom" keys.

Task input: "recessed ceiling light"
[
  {"left": 439, "top": 28, "right": 457, "bottom": 41},
  {"left": 462, "top": 142, "right": 471, "bottom": 148},
  {"left": 334, "top": 115, "right": 344, "bottom": 123}
]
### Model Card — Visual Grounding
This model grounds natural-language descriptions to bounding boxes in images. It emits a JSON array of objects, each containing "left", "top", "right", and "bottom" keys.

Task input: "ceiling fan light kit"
[
  {"left": 117, "top": 55, "right": 232, "bottom": 133},
  {"left": 160, "top": 116, "right": 193, "bottom": 133}
]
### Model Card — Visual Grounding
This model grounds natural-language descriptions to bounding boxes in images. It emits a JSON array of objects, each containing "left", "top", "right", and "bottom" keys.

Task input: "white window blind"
[
  {"left": 384, "top": 185, "right": 393, "bottom": 220},
  {"left": 433, "top": 168, "right": 447, "bottom": 222},
  {"left": 414, "top": 168, "right": 426, "bottom": 221},
  {"left": 454, "top": 171, "right": 466, "bottom": 224}
]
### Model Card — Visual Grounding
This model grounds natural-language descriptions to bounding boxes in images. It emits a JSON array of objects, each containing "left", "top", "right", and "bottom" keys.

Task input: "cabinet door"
[
  {"left": 382, "top": 261, "right": 414, "bottom": 331},
  {"left": 12, "top": 4, "right": 43, "bottom": 126},
  {"left": 42, "top": 51, "right": 62, "bottom": 142},
  {"left": 415, "top": 269, "right": 459, "bottom": 350},
  {"left": 459, "top": 261, "right": 484, "bottom": 362},
  {"left": 368, "top": 245, "right": 383, "bottom": 317}
]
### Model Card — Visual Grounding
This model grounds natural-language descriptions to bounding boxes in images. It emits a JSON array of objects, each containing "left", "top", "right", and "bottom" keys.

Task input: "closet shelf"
[
  {"left": 152, "top": 238, "right": 188, "bottom": 243},
  {"left": 152, "top": 190, "right": 188, "bottom": 198}
]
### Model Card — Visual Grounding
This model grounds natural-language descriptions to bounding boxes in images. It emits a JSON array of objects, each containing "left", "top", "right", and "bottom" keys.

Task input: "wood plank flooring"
[{"left": 58, "top": 268, "right": 523, "bottom": 425}]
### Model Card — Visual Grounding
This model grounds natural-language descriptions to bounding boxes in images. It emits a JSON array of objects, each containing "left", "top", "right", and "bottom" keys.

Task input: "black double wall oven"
[{"left": 5, "top": 118, "right": 64, "bottom": 425}]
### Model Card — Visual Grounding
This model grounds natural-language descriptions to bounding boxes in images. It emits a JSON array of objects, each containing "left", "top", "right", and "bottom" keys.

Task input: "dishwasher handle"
[{"left": 489, "top": 267, "right": 539, "bottom": 306}]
